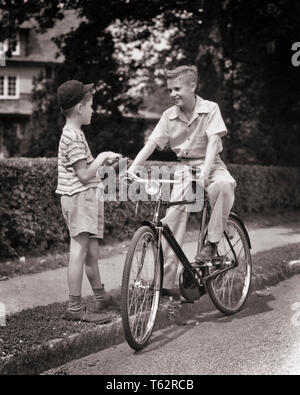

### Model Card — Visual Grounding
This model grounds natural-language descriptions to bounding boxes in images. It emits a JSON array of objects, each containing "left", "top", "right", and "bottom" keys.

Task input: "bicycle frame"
[
  {"left": 124, "top": 171, "right": 250, "bottom": 288},
  {"left": 143, "top": 188, "right": 208, "bottom": 288},
  {"left": 121, "top": 171, "right": 253, "bottom": 351},
  {"left": 144, "top": 192, "right": 245, "bottom": 287}
]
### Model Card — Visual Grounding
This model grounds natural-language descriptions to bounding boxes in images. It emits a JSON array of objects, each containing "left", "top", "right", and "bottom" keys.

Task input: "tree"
[
  {"left": 1, "top": 0, "right": 300, "bottom": 165},
  {"left": 1, "top": 0, "right": 203, "bottom": 115},
  {"left": 1, "top": 0, "right": 203, "bottom": 157},
  {"left": 220, "top": 0, "right": 300, "bottom": 165}
]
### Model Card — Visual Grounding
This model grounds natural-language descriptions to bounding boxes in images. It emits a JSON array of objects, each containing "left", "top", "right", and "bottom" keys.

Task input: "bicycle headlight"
[{"left": 145, "top": 180, "right": 160, "bottom": 196}]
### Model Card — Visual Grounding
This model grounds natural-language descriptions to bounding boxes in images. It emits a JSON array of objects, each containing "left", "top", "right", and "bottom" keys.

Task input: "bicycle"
[{"left": 120, "top": 169, "right": 252, "bottom": 351}]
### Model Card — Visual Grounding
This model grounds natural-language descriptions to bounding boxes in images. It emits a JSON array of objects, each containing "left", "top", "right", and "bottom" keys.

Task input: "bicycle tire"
[
  {"left": 121, "top": 226, "right": 163, "bottom": 350},
  {"left": 205, "top": 214, "right": 252, "bottom": 315}
]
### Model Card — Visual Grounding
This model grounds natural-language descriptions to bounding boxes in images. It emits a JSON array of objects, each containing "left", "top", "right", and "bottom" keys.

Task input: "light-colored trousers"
[{"left": 161, "top": 161, "right": 236, "bottom": 288}]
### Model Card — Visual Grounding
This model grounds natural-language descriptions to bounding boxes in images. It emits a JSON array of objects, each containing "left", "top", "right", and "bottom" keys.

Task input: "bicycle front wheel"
[
  {"left": 121, "top": 226, "right": 162, "bottom": 351},
  {"left": 206, "top": 215, "right": 252, "bottom": 315}
]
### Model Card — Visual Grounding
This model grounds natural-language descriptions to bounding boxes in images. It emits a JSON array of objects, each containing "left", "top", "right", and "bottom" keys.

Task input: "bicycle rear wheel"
[
  {"left": 121, "top": 226, "right": 162, "bottom": 350},
  {"left": 205, "top": 215, "right": 252, "bottom": 315}
]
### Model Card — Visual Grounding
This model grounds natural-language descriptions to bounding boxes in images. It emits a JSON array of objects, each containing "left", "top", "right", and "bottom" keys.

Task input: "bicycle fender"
[
  {"left": 141, "top": 220, "right": 164, "bottom": 285},
  {"left": 142, "top": 220, "right": 159, "bottom": 235},
  {"left": 230, "top": 212, "right": 252, "bottom": 249}
]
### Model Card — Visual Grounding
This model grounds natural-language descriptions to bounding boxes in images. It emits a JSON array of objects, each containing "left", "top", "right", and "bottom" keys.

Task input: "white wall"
[{"left": 0, "top": 64, "right": 44, "bottom": 94}]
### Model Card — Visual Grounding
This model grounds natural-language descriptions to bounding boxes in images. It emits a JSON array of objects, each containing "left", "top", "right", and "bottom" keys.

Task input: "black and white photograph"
[{"left": 0, "top": 0, "right": 300, "bottom": 378}]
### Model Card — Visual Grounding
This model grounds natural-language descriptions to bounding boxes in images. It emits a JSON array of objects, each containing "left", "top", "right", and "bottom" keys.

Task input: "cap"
[{"left": 57, "top": 80, "right": 94, "bottom": 110}]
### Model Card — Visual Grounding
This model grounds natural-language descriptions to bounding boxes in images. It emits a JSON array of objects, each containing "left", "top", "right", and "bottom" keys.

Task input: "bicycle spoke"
[
  {"left": 133, "top": 296, "right": 146, "bottom": 339},
  {"left": 222, "top": 237, "right": 242, "bottom": 259},
  {"left": 207, "top": 218, "right": 252, "bottom": 314},
  {"left": 132, "top": 288, "right": 149, "bottom": 337},
  {"left": 122, "top": 228, "right": 161, "bottom": 349},
  {"left": 228, "top": 270, "right": 236, "bottom": 307}
]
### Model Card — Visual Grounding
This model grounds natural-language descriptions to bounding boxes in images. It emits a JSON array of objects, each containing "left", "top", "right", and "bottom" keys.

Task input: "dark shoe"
[
  {"left": 63, "top": 307, "right": 113, "bottom": 324},
  {"left": 161, "top": 288, "right": 181, "bottom": 299},
  {"left": 94, "top": 299, "right": 109, "bottom": 312},
  {"left": 93, "top": 286, "right": 109, "bottom": 312},
  {"left": 196, "top": 242, "right": 218, "bottom": 262}
]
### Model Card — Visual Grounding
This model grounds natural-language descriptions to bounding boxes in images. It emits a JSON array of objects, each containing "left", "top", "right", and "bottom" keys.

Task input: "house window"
[
  {"left": 4, "top": 33, "right": 20, "bottom": 56},
  {"left": 0, "top": 75, "right": 19, "bottom": 99},
  {"left": 8, "top": 77, "right": 16, "bottom": 96}
]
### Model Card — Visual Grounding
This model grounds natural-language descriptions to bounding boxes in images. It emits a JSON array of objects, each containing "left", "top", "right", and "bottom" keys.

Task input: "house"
[
  {"left": 0, "top": 11, "right": 79, "bottom": 157},
  {"left": 0, "top": 10, "right": 170, "bottom": 158}
]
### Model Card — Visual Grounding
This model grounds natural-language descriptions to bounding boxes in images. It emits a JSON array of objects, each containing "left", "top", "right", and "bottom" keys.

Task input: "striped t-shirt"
[{"left": 56, "top": 126, "right": 101, "bottom": 196}]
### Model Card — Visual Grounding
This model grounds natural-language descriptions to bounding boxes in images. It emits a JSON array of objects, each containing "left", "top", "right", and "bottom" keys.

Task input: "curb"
[{"left": 1, "top": 261, "right": 300, "bottom": 375}]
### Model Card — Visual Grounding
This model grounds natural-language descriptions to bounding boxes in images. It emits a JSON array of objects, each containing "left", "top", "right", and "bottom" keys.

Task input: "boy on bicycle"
[
  {"left": 56, "top": 80, "right": 121, "bottom": 322},
  {"left": 129, "top": 66, "right": 236, "bottom": 294}
]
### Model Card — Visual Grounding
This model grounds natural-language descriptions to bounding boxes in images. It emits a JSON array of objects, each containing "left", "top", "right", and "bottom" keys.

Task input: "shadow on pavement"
[
  {"left": 136, "top": 325, "right": 196, "bottom": 355},
  {"left": 196, "top": 293, "right": 275, "bottom": 325},
  {"left": 131, "top": 292, "right": 276, "bottom": 356}
]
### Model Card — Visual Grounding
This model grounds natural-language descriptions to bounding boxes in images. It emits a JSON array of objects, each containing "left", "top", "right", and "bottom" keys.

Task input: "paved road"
[
  {"left": 48, "top": 275, "right": 300, "bottom": 375},
  {"left": 1, "top": 222, "right": 300, "bottom": 315}
]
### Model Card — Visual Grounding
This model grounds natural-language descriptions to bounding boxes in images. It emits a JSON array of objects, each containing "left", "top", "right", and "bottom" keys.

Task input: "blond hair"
[{"left": 164, "top": 65, "right": 198, "bottom": 85}]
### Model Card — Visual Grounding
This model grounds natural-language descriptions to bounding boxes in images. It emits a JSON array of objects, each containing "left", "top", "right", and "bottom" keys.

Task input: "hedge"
[{"left": 0, "top": 158, "right": 300, "bottom": 259}]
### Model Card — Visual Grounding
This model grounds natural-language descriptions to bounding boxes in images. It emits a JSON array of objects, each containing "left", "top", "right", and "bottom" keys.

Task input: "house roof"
[{"left": 12, "top": 10, "right": 81, "bottom": 64}]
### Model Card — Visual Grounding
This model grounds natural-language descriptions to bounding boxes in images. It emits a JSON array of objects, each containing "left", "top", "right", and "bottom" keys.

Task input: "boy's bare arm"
[
  {"left": 73, "top": 151, "right": 121, "bottom": 184},
  {"left": 203, "top": 134, "right": 221, "bottom": 181},
  {"left": 129, "top": 140, "right": 157, "bottom": 173}
]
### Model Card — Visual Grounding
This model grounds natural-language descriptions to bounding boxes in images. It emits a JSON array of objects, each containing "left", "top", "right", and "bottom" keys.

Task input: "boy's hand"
[
  {"left": 97, "top": 152, "right": 122, "bottom": 164},
  {"left": 128, "top": 164, "right": 138, "bottom": 174},
  {"left": 104, "top": 151, "right": 122, "bottom": 161}
]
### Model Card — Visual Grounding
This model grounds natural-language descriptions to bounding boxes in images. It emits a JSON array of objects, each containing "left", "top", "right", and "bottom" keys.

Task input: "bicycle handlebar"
[{"left": 121, "top": 171, "right": 200, "bottom": 185}]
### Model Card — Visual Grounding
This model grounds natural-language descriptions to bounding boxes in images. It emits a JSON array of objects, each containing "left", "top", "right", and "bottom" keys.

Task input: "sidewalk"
[{"left": 1, "top": 222, "right": 300, "bottom": 316}]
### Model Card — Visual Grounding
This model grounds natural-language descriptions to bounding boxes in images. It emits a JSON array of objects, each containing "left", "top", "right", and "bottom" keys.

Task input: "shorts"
[{"left": 61, "top": 187, "right": 104, "bottom": 239}]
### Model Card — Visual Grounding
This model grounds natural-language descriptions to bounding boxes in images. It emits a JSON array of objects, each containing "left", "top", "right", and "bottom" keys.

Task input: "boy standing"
[
  {"left": 129, "top": 66, "right": 236, "bottom": 295},
  {"left": 56, "top": 80, "right": 121, "bottom": 322}
]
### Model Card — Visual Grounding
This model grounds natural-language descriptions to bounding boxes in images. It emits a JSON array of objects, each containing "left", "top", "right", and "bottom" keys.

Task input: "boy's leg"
[
  {"left": 206, "top": 168, "right": 236, "bottom": 243},
  {"left": 86, "top": 238, "right": 109, "bottom": 311},
  {"left": 161, "top": 204, "right": 188, "bottom": 289},
  {"left": 62, "top": 190, "right": 112, "bottom": 323},
  {"left": 85, "top": 238, "right": 102, "bottom": 289},
  {"left": 161, "top": 166, "right": 192, "bottom": 289},
  {"left": 68, "top": 232, "right": 89, "bottom": 297},
  {"left": 67, "top": 232, "right": 89, "bottom": 313},
  {"left": 65, "top": 234, "right": 112, "bottom": 322}
]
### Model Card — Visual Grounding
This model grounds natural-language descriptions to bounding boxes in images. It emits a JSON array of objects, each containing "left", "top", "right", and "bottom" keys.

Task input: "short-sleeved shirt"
[
  {"left": 56, "top": 126, "right": 101, "bottom": 196},
  {"left": 148, "top": 95, "right": 227, "bottom": 161}
]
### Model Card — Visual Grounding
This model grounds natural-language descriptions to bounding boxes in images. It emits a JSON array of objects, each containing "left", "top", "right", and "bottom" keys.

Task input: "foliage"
[
  {"left": 0, "top": 158, "right": 66, "bottom": 258},
  {"left": 1, "top": 158, "right": 300, "bottom": 259},
  {"left": 0, "top": 0, "right": 201, "bottom": 115},
  {"left": 1, "top": 1, "right": 300, "bottom": 165},
  {"left": 0, "top": 1, "right": 202, "bottom": 157},
  {"left": 21, "top": 72, "right": 146, "bottom": 158}
]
